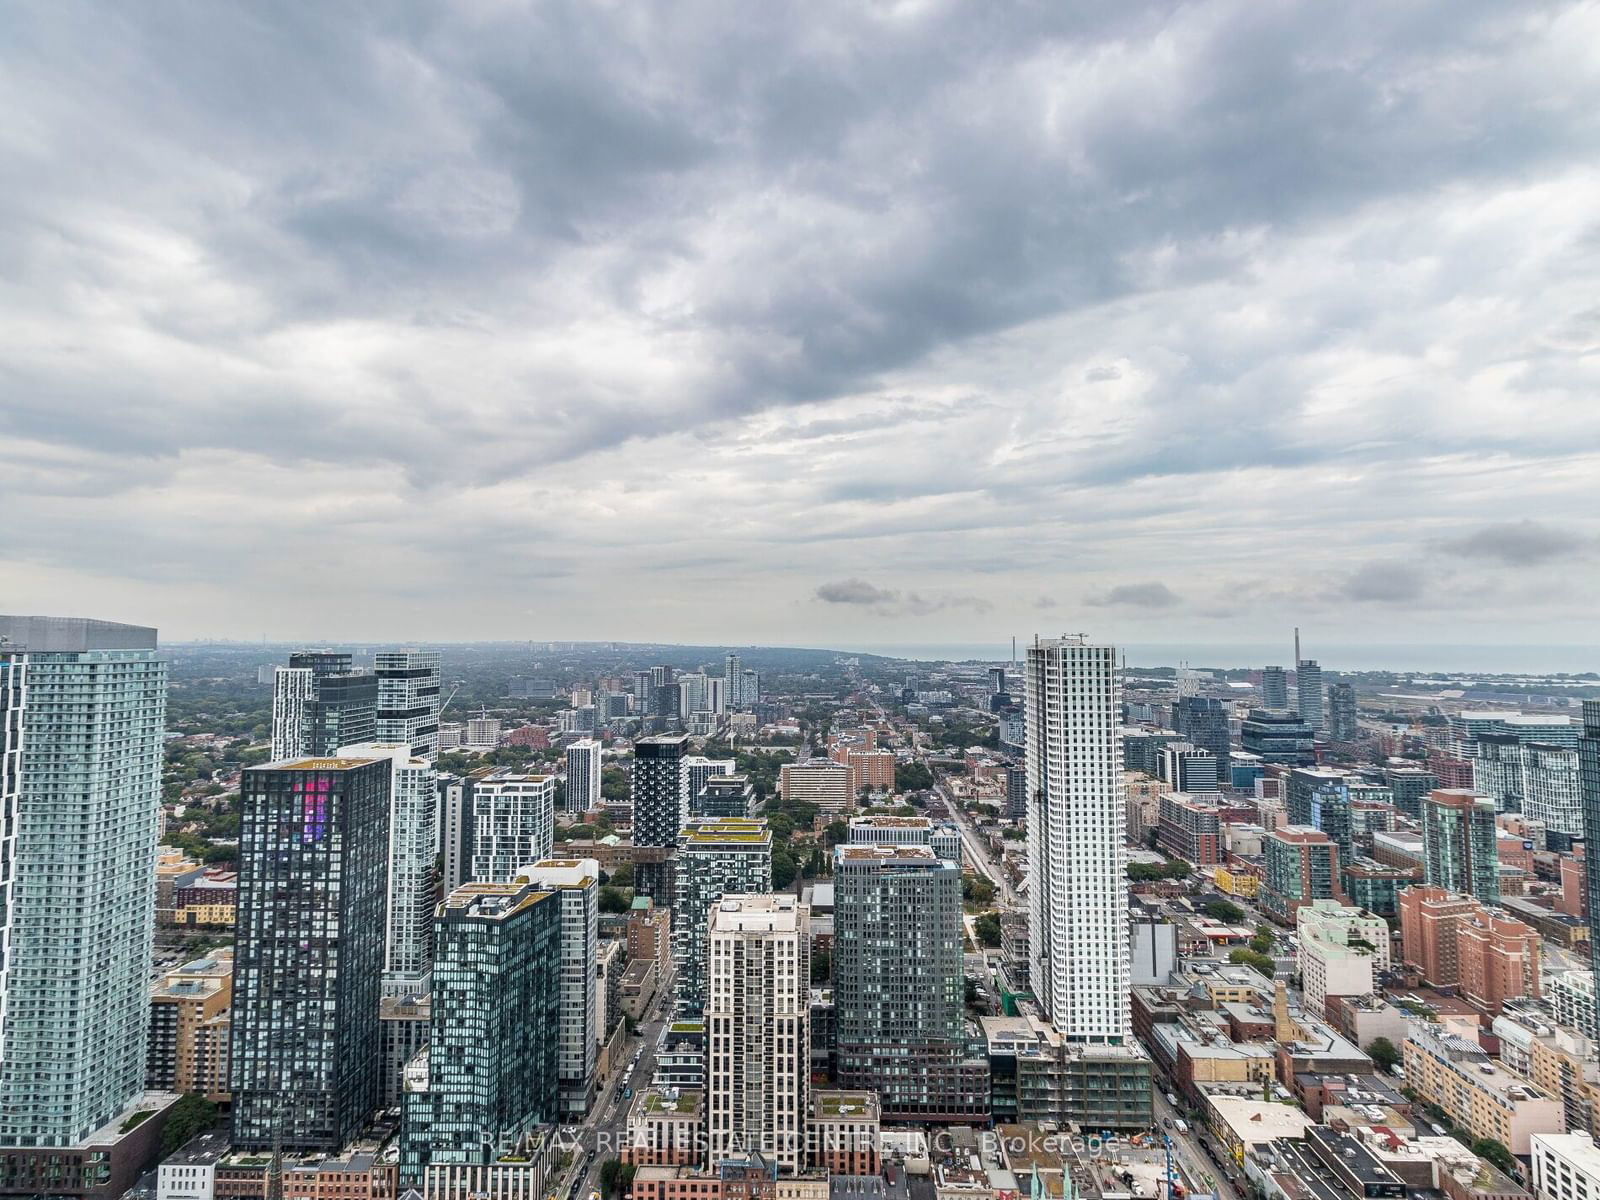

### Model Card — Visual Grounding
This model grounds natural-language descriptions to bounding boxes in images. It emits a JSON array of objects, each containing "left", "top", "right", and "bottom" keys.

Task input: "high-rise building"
[
  {"left": 1327, "top": 682, "right": 1358, "bottom": 741},
  {"left": 1581, "top": 702, "right": 1600, "bottom": 990},
  {"left": 633, "top": 671, "right": 654, "bottom": 715},
  {"left": 741, "top": 669, "right": 761, "bottom": 707},
  {"left": 1384, "top": 766, "right": 1439, "bottom": 820},
  {"left": 673, "top": 819, "right": 772, "bottom": 1015},
  {"left": 340, "top": 743, "right": 438, "bottom": 994},
  {"left": 232, "top": 755, "right": 390, "bottom": 1152},
  {"left": 1024, "top": 636, "right": 1129, "bottom": 1044},
  {"left": 468, "top": 771, "right": 556, "bottom": 884},
  {"left": 705, "top": 895, "right": 810, "bottom": 1173},
  {"left": 1260, "top": 826, "right": 1346, "bottom": 925},
  {"left": 833, "top": 844, "right": 985, "bottom": 1121},
  {"left": 1261, "top": 666, "right": 1289, "bottom": 710},
  {"left": 1239, "top": 708, "right": 1316, "bottom": 765},
  {"left": 0, "top": 617, "right": 166, "bottom": 1148},
  {"left": 565, "top": 739, "right": 603, "bottom": 813},
  {"left": 1286, "top": 768, "right": 1353, "bottom": 856},
  {"left": 685, "top": 756, "right": 737, "bottom": 816},
  {"left": 1157, "top": 744, "right": 1220, "bottom": 793},
  {"left": 1473, "top": 733, "right": 1526, "bottom": 811},
  {"left": 515, "top": 860, "right": 599, "bottom": 1117},
  {"left": 989, "top": 667, "right": 1007, "bottom": 695},
  {"left": 699, "top": 775, "right": 755, "bottom": 819},
  {"left": 1521, "top": 743, "right": 1583, "bottom": 838},
  {"left": 147, "top": 951, "right": 233, "bottom": 1103},
  {"left": 678, "top": 673, "right": 709, "bottom": 721},
  {"left": 374, "top": 650, "right": 442, "bottom": 761},
  {"left": 272, "top": 651, "right": 378, "bottom": 760},
  {"left": 1296, "top": 659, "right": 1324, "bottom": 731},
  {"left": 1422, "top": 788, "right": 1500, "bottom": 905},
  {"left": 399, "top": 882, "right": 560, "bottom": 1186},
  {"left": 1005, "top": 766, "right": 1028, "bottom": 821},
  {"left": 1173, "top": 696, "right": 1230, "bottom": 775},
  {"left": 633, "top": 734, "right": 690, "bottom": 901},
  {"left": 724, "top": 654, "right": 742, "bottom": 710}
]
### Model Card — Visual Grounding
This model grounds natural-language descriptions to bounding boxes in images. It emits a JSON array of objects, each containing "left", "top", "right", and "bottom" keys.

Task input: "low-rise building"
[
  {"left": 624, "top": 1087, "right": 703, "bottom": 1167},
  {"left": 807, "top": 1091, "right": 879, "bottom": 1176},
  {"left": 1403, "top": 1026, "right": 1564, "bottom": 1155}
]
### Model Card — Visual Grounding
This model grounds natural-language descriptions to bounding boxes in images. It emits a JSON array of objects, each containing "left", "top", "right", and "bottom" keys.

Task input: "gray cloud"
[
  {"left": 1340, "top": 561, "right": 1429, "bottom": 604},
  {"left": 1442, "top": 520, "right": 1576, "bottom": 567},
  {"left": 2, "top": 2, "right": 1599, "bottom": 644},
  {"left": 1085, "top": 582, "right": 1180, "bottom": 609},
  {"left": 815, "top": 579, "right": 898, "bottom": 606}
]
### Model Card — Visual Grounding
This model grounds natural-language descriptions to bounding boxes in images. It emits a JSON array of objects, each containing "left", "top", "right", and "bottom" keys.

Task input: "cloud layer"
[{"left": 3, "top": 1, "right": 1598, "bottom": 647}]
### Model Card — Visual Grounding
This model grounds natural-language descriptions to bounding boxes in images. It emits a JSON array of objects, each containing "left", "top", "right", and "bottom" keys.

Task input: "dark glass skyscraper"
[
  {"left": 272, "top": 651, "right": 378, "bottom": 759},
  {"left": 400, "top": 882, "right": 560, "bottom": 1185},
  {"left": 1580, "top": 703, "right": 1600, "bottom": 984},
  {"left": 832, "top": 844, "right": 986, "bottom": 1121},
  {"left": 231, "top": 756, "right": 391, "bottom": 1152},
  {"left": 1173, "top": 696, "right": 1230, "bottom": 776},
  {"left": 1327, "top": 681, "right": 1358, "bottom": 741}
]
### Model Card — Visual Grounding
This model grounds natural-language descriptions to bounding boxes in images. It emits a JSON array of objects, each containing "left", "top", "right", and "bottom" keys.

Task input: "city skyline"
[{"left": 3, "top": 4, "right": 1599, "bottom": 646}]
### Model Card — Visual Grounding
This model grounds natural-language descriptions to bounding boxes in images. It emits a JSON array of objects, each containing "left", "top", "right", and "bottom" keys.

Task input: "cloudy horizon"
[{"left": 4, "top": 2, "right": 1598, "bottom": 649}]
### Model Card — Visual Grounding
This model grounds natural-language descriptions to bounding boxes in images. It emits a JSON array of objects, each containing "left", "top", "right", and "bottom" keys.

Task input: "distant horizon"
[{"left": 162, "top": 636, "right": 1600, "bottom": 677}]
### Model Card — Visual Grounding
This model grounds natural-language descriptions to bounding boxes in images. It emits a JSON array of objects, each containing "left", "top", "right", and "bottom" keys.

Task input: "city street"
[
  {"left": 939, "top": 780, "right": 1017, "bottom": 907},
  {"left": 570, "top": 979, "right": 676, "bottom": 1200},
  {"left": 1152, "top": 1089, "right": 1242, "bottom": 1200}
]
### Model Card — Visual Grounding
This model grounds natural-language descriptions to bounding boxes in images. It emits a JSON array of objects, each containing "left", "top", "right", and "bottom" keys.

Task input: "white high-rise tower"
[{"left": 1024, "top": 635, "right": 1130, "bottom": 1044}]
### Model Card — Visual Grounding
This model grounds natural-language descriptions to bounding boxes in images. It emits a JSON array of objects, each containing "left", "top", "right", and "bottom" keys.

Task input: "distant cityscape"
[{"left": 3, "top": 615, "right": 1600, "bottom": 1200}]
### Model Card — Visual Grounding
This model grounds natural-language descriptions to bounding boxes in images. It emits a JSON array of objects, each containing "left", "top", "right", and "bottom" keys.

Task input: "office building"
[
  {"left": 1261, "top": 666, "right": 1289, "bottom": 710},
  {"left": 515, "top": 860, "right": 599, "bottom": 1117},
  {"left": 400, "top": 882, "right": 561, "bottom": 1186},
  {"left": 232, "top": 755, "right": 390, "bottom": 1152},
  {"left": 1157, "top": 744, "right": 1220, "bottom": 793},
  {"left": 1327, "top": 682, "right": 1358, "bottom": 741},
  {"left": 1173, "top": 696, "right": 1230, "bottom": 775},
  {"left": 1384, "top": 766, "right": 1439, "bottom": 819},
  {"left": 341, "top": 742, "right": 437, "bottom": 994},
  {"left": 833, "top": 845, "right": 986, "bottom": 1120},
  {"left": 673, "top": 820, "right": 772, "bottom": 1014},
  {"left": 685, "top": 756, "right": 737, "bottom": 816},
  {"left": 147, "top": 951, "right": 233, "bottom": 1103},
  {"left": 699, "top": 775, "right": 755, "bottom": 819},
  {"left": 1297, "top": 659, "right": 1324, "bottom": 731},
  {"left": 374, "top": 650, "right": 442, "bottom": 761},
  {"left": 566, "top": 739, "right": 603, "bottom": 813},
  {"left": 469, "top": 771, "right": 556, "bottom": 885},
  {"left": 1023, "top": 636, "right": 1130, "bottom": 1045},
  {"left": 635, "top": 734, "right": 690, "bottom": 901},
  {"left": 1122, "top": 728, "right": 1182, "bottom": 776},
  {"left": 0, "top": 617, "right": 167, "bottom": 1149},
  {"left": 705, "top": 895, "right": 810, "bottom": 1173},
  {"left": 1422, "top": 788, "right": 1500, "bottom": 904},
  {"left": 1261, "top": 827, "right": 1346, "bottom": 925},
  {"left": 1240, "top": 708, "right": 1316, "bottom": 765}
]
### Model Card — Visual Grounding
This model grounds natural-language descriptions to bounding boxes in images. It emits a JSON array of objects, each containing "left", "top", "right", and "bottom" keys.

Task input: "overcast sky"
[{"left": 4, "top": 2, "right": 1598, "bottom": 651}]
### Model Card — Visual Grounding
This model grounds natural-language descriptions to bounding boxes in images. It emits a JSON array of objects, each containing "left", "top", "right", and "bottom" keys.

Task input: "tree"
[
  {"left": 599, "top": 886, "right": 629, "bottom": 914},
  {"left": 824, "top": 820, "right": 849, "bottom": 846},
  {"left": 1201, "top": 898, "right": 1247, "bottom": 923},
  {"left": 772, "top": 847, "right": 798, "bottom": 890},
  {"left": 1471, "top": 1138, "right": 1516, "bottom": 1176},
  {"left": 974, "top": 913, "right": 1002, "bottom": 948},
  {"left": 601, "top": 766, "right": 630, "bottom": 802},
  {"left": 609, "top": 862, "right": 635, "bottom": 889},
  {"left": 894, "top": 762, "right": 934, "bottom": 793},
  {"left": 963, "top": 877, "right": 996, "bottom": 907},
  {"left": 811, "top": 947, "right": 831, "bottom": 984},
  {"left": 161, "top": 1093, "right": 219, "bottom": 1154},
  {"left": 1250, "top": 926, "right": 1275, "bottom": 954},
  {"left": 599, "top": 1159, "right": 635, "bottom": 1199},
  {"left": 1365, "top": 1037, "right": 1402, "bottom": 1072},
  {"left": 964, "top": 978, "right": 980, "bottom": 1006}
]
